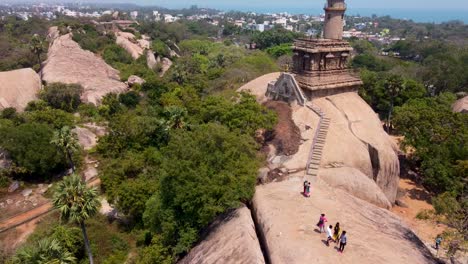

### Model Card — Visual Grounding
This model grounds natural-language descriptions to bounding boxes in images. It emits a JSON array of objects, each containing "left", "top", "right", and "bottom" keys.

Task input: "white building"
[{"left": 130, "top": 11, "right": 138, "bottom": 20}]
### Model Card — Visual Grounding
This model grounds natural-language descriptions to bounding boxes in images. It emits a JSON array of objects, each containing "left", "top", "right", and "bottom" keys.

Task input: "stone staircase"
[{"left": 305, "top": 103, "right": 331, "bottom": 177}]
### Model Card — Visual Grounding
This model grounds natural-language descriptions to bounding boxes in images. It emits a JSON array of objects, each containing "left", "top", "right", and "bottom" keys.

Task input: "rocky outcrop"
[
  {"left": 47, "top": 26, "right": 60, "bottom": 42},
  {"left": 42, "top": 34, "right": 128, "bottom": 105},
  {"left": 0, "top": 68, "right": 41, "bottom": 112},
  {"left": 452, "top": 96, "right": 468, "bottom": 113},
  {"left": 319, "top": 167, "right": 392, "bottom": 209},
  {"left": 73, "top": 126, "right": 98, "bottom": 151},
  {"left": 239, "top": 73, "right": 400, "bottom": 205},
  {"left": 252, "top": 179, "right": 436, "bottom": 264},
  {"left": 115, "top": 32, "right": 144, "bottom": 59},
  {"left": 160, "top": 57, "right": 173, "bottom": 77},
  {"left": 179, "top": 206, "right": 265, "bottom": 264},
  {"left": 315, "top": 93, "right": 400, "bottom": 203},
  {"left": 238, "top": 72, "right": 281, "bottom": 104},
  {"left": 127, "top": 75, "right": 145, "bottom": 86},
  {"left": 146, "top": 50, "right": 158, "bottom": 69}
]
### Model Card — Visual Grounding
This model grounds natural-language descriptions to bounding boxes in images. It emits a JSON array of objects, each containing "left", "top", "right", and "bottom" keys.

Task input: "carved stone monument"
[{"left": 267, "top": 0, "right": 363, "bottom": 101}]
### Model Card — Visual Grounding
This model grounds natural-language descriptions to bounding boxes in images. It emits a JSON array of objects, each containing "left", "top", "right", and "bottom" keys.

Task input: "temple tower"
[
  {"left": 323, "top": 0, "right": 346, "bottom": 40},
  {"left": 267, "top": 0, "right": 362, "bottom": 101}
]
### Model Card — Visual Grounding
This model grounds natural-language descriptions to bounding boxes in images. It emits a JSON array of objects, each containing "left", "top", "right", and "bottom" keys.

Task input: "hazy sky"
[
  {"left": 9, "top": 0, "right": 468, "bottom": 10},
  {"left": 67, "top": 0, "right": 468, "bottom": 10}
]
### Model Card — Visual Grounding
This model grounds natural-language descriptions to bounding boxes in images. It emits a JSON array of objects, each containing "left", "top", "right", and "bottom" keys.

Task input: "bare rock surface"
[
  {"left": 315, "top": 93, "right": 400, "bottom": 203},
  {"left": 0, "top": 68, "right": 41, "bottom": 112},
  {"left": 146, "top": 50, "right": 157, "bottom": 69},
  {"left": 318, "top": 167, "right": 392, "bottom": 209},
  {"left": 238, "top": 72, "right": 281, "bottom": 104},
  {"left": 73, "top": 126, "right": 98, "bottom": 151},
  {"left": 452, "top": 96, "right": 468, "bottom": 113},
  {"left": 160, "top": 57, "right": 173, "bottom": 77},
  {"left": 42, "top": 34, "right": 128, "bottom": 105},
  {"left": 47, "top": 26, "right": 60, "bottom": 41},
  {"left": 127, "top": 75, "right": 145, "bottom": 86},
  {"left": 252, "top": 179, "right": 436, "bottom": 264},
  {"left": 179, "top": 206, "right": 265, "bottom": 264},
  {"left": 239, "top": 73, "right": 399, "bottom": 204},
  {"left": 115, "top": 32, "right": 144, "bottom": 59}
]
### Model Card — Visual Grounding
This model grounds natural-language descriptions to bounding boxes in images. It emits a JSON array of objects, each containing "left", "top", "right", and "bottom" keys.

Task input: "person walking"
[
  {"left": 326, "top": 225, "right": 334, "bottom": 246},
  {"left": 332, "top": 222, "right": 341, "bottom": 243},
  {"left": 435, "top": 236, "right": 442, "bottom": 250},
  {"left": 339, "top": 231, "right": 347, "bottom": 253},
  {"left": 317, "top": 214, "right": 327, "bottom": 233}
]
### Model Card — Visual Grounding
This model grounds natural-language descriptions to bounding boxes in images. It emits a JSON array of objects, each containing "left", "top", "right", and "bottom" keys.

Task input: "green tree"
[
  {"left": 384, "top": 74, "right": 404, "bottom": 132},
  {"left": 143, "top": 123, "right": 259, "bottom": 255},
  {"left": 0, "top": 122, "right": 66, "bottom": 178},
  {"left": 52, "top": 174, "right": 100, "bottom": 264},
  {"left": 29, "top": 34, "right": 44, "bottom": 80},
  {"left": 51, "top": 126, "right": 80, "bottom": 173},
  {"left": 393, "top": 93, "right": 467, "bottom": 194}
]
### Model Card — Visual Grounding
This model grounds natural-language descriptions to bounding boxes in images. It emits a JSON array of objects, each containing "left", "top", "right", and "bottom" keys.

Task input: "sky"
[
  {"left": 64, "top": 0, "right": 468, "bottom": 10},
  {"left": 6, "top": 0, "right": 468, "bottom": 22},
  {"left": 8, "top": 0, "right": 468, "bottom": 10}
]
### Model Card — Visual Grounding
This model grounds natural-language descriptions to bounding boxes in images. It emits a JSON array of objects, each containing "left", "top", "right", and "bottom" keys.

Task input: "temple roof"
[
  {"left": 294, "top": 72, "right": 363, "bottom": 91},
  {"left": 293, "top": 38, "right": 353, "bottom": 53}
]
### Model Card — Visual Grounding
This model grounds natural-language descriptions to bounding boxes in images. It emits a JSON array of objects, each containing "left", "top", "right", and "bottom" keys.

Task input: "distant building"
[{"left": 130, "top": 11, "right": 138, "bottom": 20}]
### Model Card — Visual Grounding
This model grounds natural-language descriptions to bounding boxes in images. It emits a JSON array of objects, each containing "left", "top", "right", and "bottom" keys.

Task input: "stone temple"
[{"left": 267, "top": 0, "right": 363, "bottom": 103}]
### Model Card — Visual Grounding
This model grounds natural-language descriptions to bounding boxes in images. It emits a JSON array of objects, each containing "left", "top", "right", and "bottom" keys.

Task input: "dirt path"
[
  {"left": 0, "top": 202, "right": 53, "bottom": 232},
  {"left": 0, "top": 176, "right": 101, "bottom": 234}
]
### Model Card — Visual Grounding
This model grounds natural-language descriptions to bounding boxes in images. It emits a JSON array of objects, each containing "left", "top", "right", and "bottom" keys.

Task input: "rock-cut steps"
[{"left": 305, "top": 103, "right": 331, "bottom": 177}]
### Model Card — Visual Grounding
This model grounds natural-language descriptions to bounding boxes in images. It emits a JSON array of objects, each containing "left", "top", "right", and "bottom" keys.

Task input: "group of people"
[
  {"left": 317, "top": 213, "right": 348, "bottom": 253},
  {"left": 301, "top": 182, "right": 347, "bottom": 253}
]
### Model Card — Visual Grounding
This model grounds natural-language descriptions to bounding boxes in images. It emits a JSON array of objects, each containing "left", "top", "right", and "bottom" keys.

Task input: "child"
[
  {"left": 326, "top": 225, "right": 334, "bottom": 246},
  {"left": 332, "top": 222, "right": 341, "bottom": 243},
  {"left": 317, "top": 214, "right": 327, "bottom": 233},
  {"left": 339, "top": 231, "right": 347, "bottom": 253}
]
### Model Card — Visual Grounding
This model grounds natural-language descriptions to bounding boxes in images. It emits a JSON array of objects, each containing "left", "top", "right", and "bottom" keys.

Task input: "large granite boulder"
[
  {"left": 452, "top": 96, "right": 468, "bottom": 113},
  {"left": 115, "top": 32, "right": 144, "bottom": 59},
  {"left": 239, "top": 73, "right": 399, "bottom": 206},
  {"left": 179, "top": 206, "right": 265, "bottom": 264},
  {"left": 316, "top": 93, "right": 400, "bottom": 203},
  {"left": 319, "top": 167, "right": 392, "bottom": 209},
  {"left": 0, "top": 68, "right": 41, "bottom": 112},
  {"left": 252, "top": 180, "right": 436, "bottom": 264},
  {"left": 42, "top": 34, "right": 128, "bottom": 105}
]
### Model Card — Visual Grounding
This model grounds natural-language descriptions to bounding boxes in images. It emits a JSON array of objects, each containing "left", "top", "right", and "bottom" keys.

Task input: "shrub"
[
  {"left": 415, "top": 209, "right": 433, "bottom": 220},
  {"left": 119, "top": 91, "right": 141, "bottom": 108},
  {"left": 40, "top": 83, "right": 83, "bottom": 112}
]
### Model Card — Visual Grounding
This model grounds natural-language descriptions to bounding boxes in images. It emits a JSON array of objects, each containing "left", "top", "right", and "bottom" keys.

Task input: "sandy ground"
[{"left": 391, "top": 178, "right": 446, "bottom": 244}]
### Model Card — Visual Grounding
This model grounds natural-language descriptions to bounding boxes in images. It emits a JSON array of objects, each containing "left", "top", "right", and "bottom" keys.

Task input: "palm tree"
[
  {"left": 384, "top": 75, "right": 404, "bottom": 133},
  {"left": 30, "top": 34, "right": 44, "bottom": 82},
  {"left": 52, "top": 174, "right": 100, "bottom": 264},
  {"left": 164, "top": 106, "right": 188, "bottom": 130},
  {"left": 14, "top": 238, "right": 76, "bottom": 264},
  {"left": 51, "top": 126, "right": 80, "bottom": 173}
]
